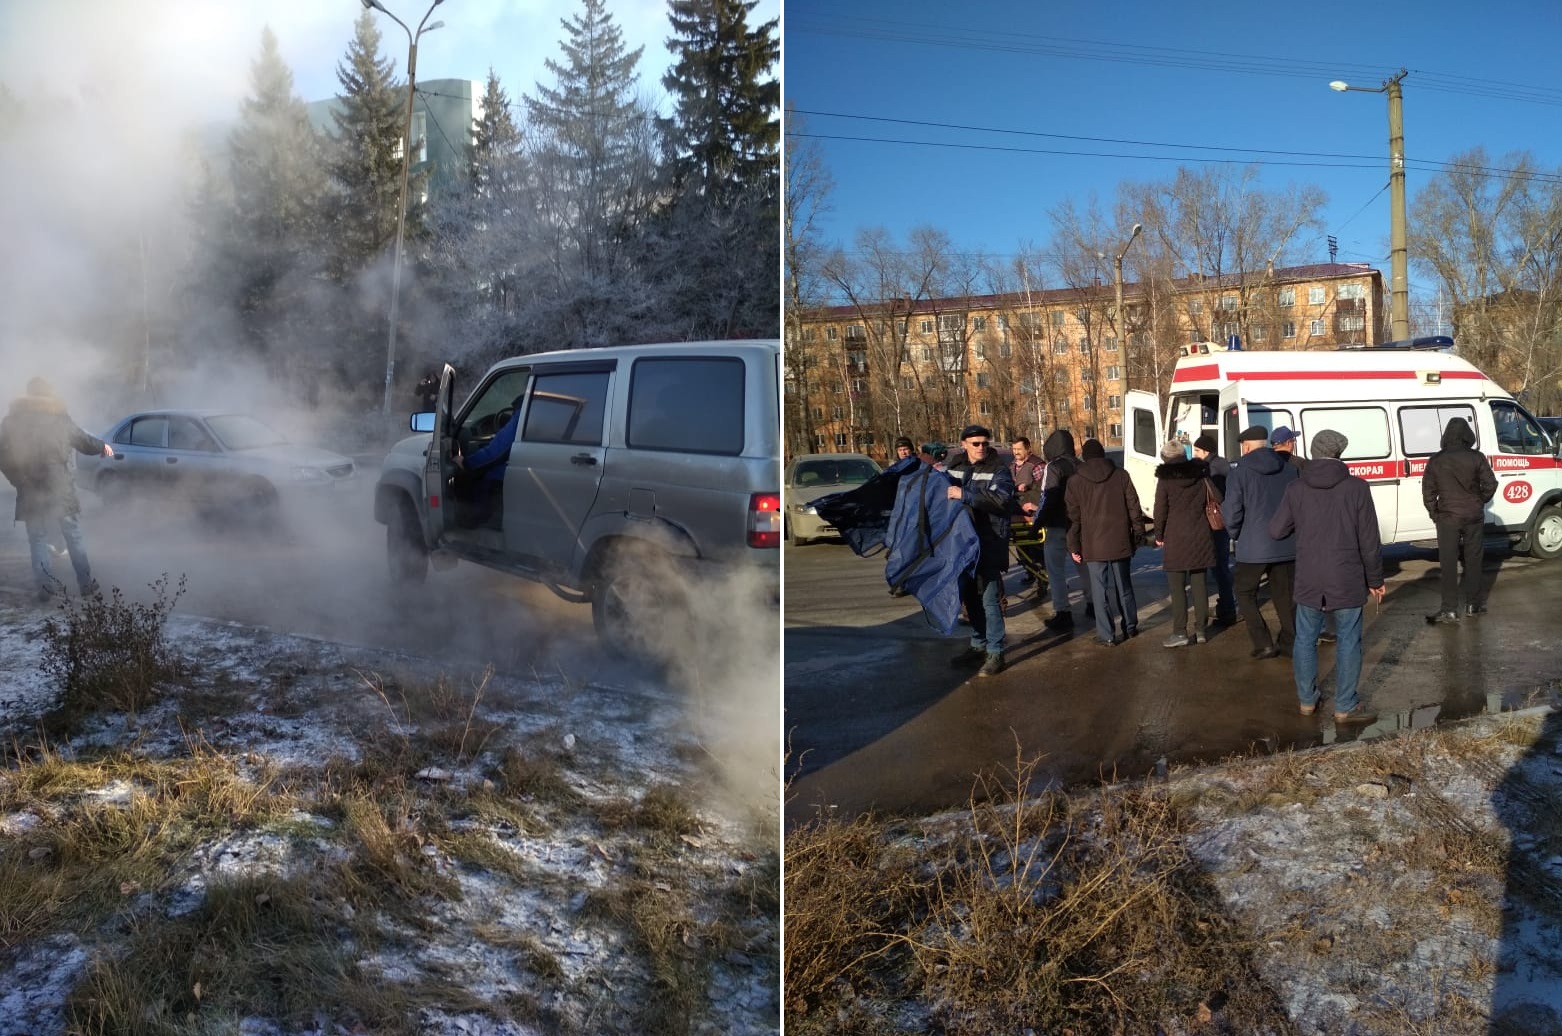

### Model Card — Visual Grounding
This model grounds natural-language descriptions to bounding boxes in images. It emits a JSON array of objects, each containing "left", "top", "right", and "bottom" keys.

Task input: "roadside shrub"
[{"left": 40, "top": 574, "right": 187, "bottom": 716}]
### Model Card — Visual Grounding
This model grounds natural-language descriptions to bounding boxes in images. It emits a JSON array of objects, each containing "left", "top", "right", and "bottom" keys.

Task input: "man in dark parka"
[
  {"left": 946, "top": 424, "right": 1017, "bottom": 676},
  {"left": 1422, "top": 415, "right": 1497, "bottom": 622}
]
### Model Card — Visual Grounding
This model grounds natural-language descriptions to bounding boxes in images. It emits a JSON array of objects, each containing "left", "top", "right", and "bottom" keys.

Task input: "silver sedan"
[{"left": 784, "top": 452, "right": 882, "bottom": 546}]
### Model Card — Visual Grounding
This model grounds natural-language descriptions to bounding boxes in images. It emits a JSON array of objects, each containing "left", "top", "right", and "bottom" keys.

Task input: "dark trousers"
[
  {"left": 1234, "top": 560, "right": 1296, "bottom": 652},
  {"left": 1166, "top": 570, "right": 1208, "bottom": 636},
  {"left": 1436, "top": 518, "right": 1485, "bottom": 612},
  {"left": 1209, "top": 529, "right": 1236, "bottom": 620}
]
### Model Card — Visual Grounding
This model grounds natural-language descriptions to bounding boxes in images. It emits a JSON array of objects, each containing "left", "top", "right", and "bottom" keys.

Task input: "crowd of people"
[{"left": 913, "top": 417, "right": 1497, "bottom": 725}]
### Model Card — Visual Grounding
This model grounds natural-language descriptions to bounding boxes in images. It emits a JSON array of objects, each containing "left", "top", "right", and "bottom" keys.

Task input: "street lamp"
[
  {"left": 361, "top": 0, "right": 445, "bottom": 428},
  {"left": 1329, "top": 69, "right": 1410, "bottom": 341},
  {"left": 1108, "top": 222, "right": 1143, "bottom": 390}
]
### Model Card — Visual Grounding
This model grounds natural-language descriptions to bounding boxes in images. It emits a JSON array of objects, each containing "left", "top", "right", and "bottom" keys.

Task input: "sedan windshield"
[
  {"left": 793, "top": 458, "right": 879, "bottom": 487},
  {"left": 205, "top": 415, "right": 288, "bottom": 451}
]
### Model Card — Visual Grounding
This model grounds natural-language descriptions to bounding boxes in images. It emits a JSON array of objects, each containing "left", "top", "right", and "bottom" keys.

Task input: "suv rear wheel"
[
  {"left": 388, "top": 497, "right": 429, "bottom": 583},
  {"left": 591, "top": 543, "right": 688, "bottom": 663}
]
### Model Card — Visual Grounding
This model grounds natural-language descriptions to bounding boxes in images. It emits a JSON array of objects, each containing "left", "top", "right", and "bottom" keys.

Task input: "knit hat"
[
  {"left": 26, "top": 377, "right": 55, "bottom": 398},
  {"left": 894, "top": 436, "right": 915, "bottom": 451},
  {"left": 1270, "top": 425, "right": 1298, "bottom": 446},
  {"left": 1311, "top": 429, "right": 1348, "bottom": 459},
  {"left": 1081, "top": 439, "right": 1106, "bottom": 460},
  {"left": 1193, "top": 434, "right": 1217, "bottom": 453},
  {"left": 1238, "top": 425, "right": 1269, "bottom": 443},
  {"left": 1160, "top": 440, "right": 1187, "bottom": 461},
  {"left": 959, "top": 424, "right": 991, "bottom": 442}
]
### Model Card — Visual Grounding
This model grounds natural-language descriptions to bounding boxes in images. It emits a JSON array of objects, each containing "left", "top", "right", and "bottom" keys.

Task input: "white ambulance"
[{"left": 1122, "top": 341, "right": 1562, "bottom": 559}]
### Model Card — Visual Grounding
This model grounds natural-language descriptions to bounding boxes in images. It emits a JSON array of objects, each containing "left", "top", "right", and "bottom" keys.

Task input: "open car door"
[
  {"left": 1122, "top": 389, "right": 1163, "bottom": 518},
  {"left": 423, "top": 364, "right": 456, "bottom": 538}
]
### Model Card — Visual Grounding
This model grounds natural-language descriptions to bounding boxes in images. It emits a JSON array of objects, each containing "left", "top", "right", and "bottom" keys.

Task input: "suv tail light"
[{"left": 749, "top": 493, "right": 780, "bottom": 548}]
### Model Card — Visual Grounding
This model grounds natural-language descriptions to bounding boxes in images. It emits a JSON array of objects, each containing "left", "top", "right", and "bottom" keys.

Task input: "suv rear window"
[{"left": 628, "top": 357, "right": 745, "bottom": 455}]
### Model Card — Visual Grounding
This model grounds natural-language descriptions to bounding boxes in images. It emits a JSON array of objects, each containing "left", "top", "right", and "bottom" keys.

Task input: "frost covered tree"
[
  {"left": 523, "top": 0, "right": 660, "bottom": 346},
  {"left": 647, "top": 0, "right": 779, "bottom": 339},
  {"left": 205, "top": 28, "right": 332, "bottom": 383}
]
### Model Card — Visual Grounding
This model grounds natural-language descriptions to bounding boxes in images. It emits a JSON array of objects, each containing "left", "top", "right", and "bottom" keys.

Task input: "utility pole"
[
  {"left": 1110, "top": 222, "right": 1143, "bottom": 392},
  {"left": 1330, "top": 69, "right": 1410, "bottom": 341}
]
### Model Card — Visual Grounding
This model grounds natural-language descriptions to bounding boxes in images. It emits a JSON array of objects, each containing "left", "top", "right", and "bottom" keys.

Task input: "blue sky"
[
  {"left": 1, "top": 0, "right": 779, "bottom": 126},
  {"left": 784, "top": 0, "right": 1562, "bottom": 295}
]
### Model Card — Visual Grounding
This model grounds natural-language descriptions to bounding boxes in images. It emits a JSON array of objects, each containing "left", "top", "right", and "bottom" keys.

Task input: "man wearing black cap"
[
  {"left": 1191, "top": 433, "right": 1237, "bottom": 625},
  {"left": 894, "top": 436, "right": 916, "bottom": 462},
  {"left": 1268, "top": 429, "right": 1385, "bottom": 725},
  {"left": 1224, "top": 425, "right": 1300, "bottom": 658},
  {"left": 946, "top": 424, "right": 1017, "bottom": 676}
]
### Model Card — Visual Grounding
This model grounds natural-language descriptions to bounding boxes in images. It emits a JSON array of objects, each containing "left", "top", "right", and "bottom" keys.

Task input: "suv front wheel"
[
  {"left": 387, "top": 497, "right": 429, "bottom": 584},
  {"left": 591, "top": 543, "right": 689, "bottom": 663}
]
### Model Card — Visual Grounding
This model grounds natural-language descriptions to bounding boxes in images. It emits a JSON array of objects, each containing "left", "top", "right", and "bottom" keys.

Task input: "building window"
[
  {"left": 845, "top": 324, "right": 864, "bottom": 340},
  {"left": 860, "top": 431, "right": 875, "bottom": 447},
  {"left": 1106, "top": 365, "right": 1121, "bottom": 380},
  {"left": 1082, "top": 394, "right": 1093, "bottom": 411},
  {"left": 1338, "top": 283, "right": 1366, "bottom": 301},
  {"left": 921, "top": 346, "right": 933, "bottom": 361},
  {"left": 900, "top": 346, "right": 910, "bottom": 364},
  {"left": 1278, "top": 288, "right": 1295, "bottom": 308},
  {"left": 1283, "top": 321, "right": 1297, "bottom": 339},
  {"left": 1080, "top": 338, "right": 1092, "bottom": 355},
  {"left": 1105, "top": 336, "right": 1118, "bottom": 352},
  {"left": 811, "top": 407, "right": 823, "bottom": 420},
  {"left": 1081, "top": 368, "right": 1094, "bottom": 382},
  {"left": 847, "top": 350, "right": 866, "bottom": 371},
  {"left": 1190, "top": 328, "right": 1202, "bottom": 343},
  {"left": 1053, "top": 339, "right": 1069, "bottom": 355},
  {"left": 802, "top": 328, "right": 816, "bottom": 342},
  {"left": 832, "top": 380, "right": 843, "bottom": 394},
  {"left": 1220, "top": 295, "right": 1238, "bottom": 311},
  {"left": 895, "top": 319, "right": 908, "bottom": 336},
  {"left": 1309, "top": 286, "right": 1326, "bottom": 305},
  {"left": 1051, "top": 310, "right": 1065, "bottom": 328},
  {"left": 1189, "top": 299, "right": 1203, "bottom": 315},
  {"left": 999, "top": 342, "right": 1012, "bottom": 358},
  {"left": 826, "top": 327, "right": 838, "bottom": 340},
  {"left": 1109, "top": 422, "right": 1123, "bottom": 438},
  {"left": 1252, "top": 324, "right": 1267, "bottom": 342},
  {"left": 1338, "top": 314, "right": 1366, "bottom": 332},
  {"left": 831, "top": 405, "right": 843, "bottom": 419},
  {"left": 1309, "top": 319, "right": 1325, "bottom": 336},
  {"left": 997, "top": 315, "right": 1009, "bottom": 330},
  {"left": 939, "top": 314, "right": 964, "bottom": 331},
  {"left": 834, "top": 433, "right": 847, "bottom": 448},
  {"left": 813, "top": 433, "right": 825, "bottom": 449},
  {"left": 974, "top": 316, "right": 987, "bottom": 331},
  {"left": 979, "top": 401, "right": 992, "bottom": 415},
  {"left": 920, "top": 319, "right": 934, "bottom": 334},
  {"left": 901, "top": 376, "right": 914, "bottom": 390},
  {"left": 975, "top": 341, "right": 986, "bottom": 359},
  {"left": 1054, "top": 369, "right": 1070, "bottom": 384},
  {"left": 851, "top": 378, "right": 866, "bottom": 394},
  {"left": 1108, "top": 394, "right": 1122, "bottom": 409},
  {"left": 976, "top": 373, "right": 990, "bottom": 388}
]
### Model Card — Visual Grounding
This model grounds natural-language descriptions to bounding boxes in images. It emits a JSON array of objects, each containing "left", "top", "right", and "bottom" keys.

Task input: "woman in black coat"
[{"left": 1153, "top": 441, "right": 1219, "bottom": 647}]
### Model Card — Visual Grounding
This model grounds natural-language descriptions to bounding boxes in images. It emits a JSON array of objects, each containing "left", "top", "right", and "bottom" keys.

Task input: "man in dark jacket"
[
  {"left": 1009, "top": 436, "right": 1046, "bottom": 587},
  {"left": 946, "top": 424, "right": 1016, "bottom": 676},
  {"left": 1422, "top": 416, "right": 1497, "bottom": 623},
  {"left": 1271, "top": 426, "right": 1307, "bottom": 473},
  {"left": 1066, "top": 438, "right": 1146, "bottom": 647},
  {"left": 1192, "top": 434, "right": 1237, "bottom": 624},
  {"left": 1033, "top": 429, "right": 1082, "bottom": 630},
  {"left": 1223, "top": 425, "right": 1301, "bottom": 659},
  {"left": 0, "top": 378, "right": 113, "bottom": 601},
  {"left": 1268, "top": 429, "right": 1385, "bottom": 724}
]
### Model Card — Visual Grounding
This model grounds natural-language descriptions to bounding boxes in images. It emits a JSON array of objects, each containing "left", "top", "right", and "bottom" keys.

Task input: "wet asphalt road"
[{"left": 785, "top": 535, "right": 1562, "bottom": 822}]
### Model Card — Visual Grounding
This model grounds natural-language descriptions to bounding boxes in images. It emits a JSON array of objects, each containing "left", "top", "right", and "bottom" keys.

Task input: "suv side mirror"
[{"left": 410, "top": 412, "right": 435, "bottom": 433}]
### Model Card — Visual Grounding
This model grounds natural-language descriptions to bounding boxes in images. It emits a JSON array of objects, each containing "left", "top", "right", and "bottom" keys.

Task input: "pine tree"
[
  {"left": 468, "top": 69, "right": 522, "bottom": 193},
  {"left": 645, "top": 0, "right": 780, "bottom": 339},
  {"left": 326, "top": 10, "right": 421, "bottom": 281},
  {"left": 524, "top": 0, "right": 657, "bottom": 296},
  {"left": 221, "top": 27, "right": 331, "bottom": 376},
  {"left": 657, "top": 0, "right": 778, "bottom": 201}
]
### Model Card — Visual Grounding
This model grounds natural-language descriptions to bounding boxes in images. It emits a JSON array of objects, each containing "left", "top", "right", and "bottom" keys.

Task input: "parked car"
[
  {"left": 375, "top": 340, "right": 780, "bottom": 659},
  {"left": 784, "top": 453, "right": 882, "bottom": 546},
  {"left": 78, "top": 410, "right": 355, "bottom": 520}
]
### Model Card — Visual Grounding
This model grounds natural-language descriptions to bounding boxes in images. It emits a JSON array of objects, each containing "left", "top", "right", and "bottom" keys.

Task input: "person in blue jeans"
[
  {"left": 1031, "top": 429, "right": 1085, "bottom": 630},
  {"left": 945, "top": 424, "right": 1017, "bottom": 677},
  {"left": 1065, "top": 439, "right": 1145, "bottom": 646},
  {"left": 1267, "top": 429, "right": 1386, "bottom": 724}
]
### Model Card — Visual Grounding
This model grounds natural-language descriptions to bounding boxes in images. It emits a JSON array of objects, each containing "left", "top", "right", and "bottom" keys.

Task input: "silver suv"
[{"left": 374, "top": 340, "right": 780, "bottom": 653}]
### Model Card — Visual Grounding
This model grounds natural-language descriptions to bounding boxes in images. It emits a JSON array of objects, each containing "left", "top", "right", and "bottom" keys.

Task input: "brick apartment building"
[{"left": 785, "top": 262, "right": 1386, "bottom": 461}]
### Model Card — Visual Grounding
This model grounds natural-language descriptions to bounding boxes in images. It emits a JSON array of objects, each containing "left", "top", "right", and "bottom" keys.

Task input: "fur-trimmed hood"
[{"left": 1154, "top": 458, "right": 1209, "bottom": 481}]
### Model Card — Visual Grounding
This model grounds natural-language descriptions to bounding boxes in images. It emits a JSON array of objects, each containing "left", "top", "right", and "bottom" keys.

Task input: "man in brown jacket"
[
  {"left": 0, "top": 378, "right": 113, "bottom": 601},
  {"left": 1066, "top": 439, "right": 1146, "bottom": 646}
]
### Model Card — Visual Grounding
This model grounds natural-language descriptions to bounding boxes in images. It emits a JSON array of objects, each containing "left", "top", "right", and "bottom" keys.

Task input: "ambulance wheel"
[{"left": 1528, "top": 504, "right": 1562, "bottom": 560}]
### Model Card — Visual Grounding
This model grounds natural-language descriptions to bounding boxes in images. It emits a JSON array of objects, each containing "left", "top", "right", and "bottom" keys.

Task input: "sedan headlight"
[
  {"left": 290, "top": 466, "right": 331, "bottom": 483},
  {"left": 799, "top": 503, "right": 818, "bottom": 516}
]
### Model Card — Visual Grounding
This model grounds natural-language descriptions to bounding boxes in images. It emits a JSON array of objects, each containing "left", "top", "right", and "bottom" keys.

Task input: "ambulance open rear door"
[{"left": 1123, "top": 389, "right": 1162, "bottom": 517}]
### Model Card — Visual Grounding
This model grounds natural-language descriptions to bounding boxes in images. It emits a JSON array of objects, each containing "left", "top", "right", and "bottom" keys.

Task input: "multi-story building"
[
  {"left": 306, "top": 78, "right": 480, "bottom": 198},
  {"left": 786, "top": 262, "right": 1386, "bottom": 461}
]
